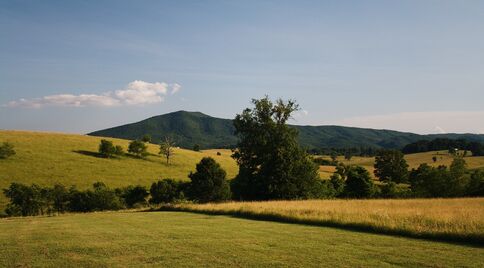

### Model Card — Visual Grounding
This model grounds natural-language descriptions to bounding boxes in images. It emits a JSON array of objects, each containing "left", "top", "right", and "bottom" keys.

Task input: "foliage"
[
  {"left": 402, "top": 138, "right": 484, "bottom": 156},
  {"left": 98, "top": 139, "right": 116, "bottom": 158},
  {"left": 149, "top": 179, "right": 186, "bottom": 204},
  {"left": 128, "top": 140, "right": 148, "bottom": 158},
  {"left": 159, "top": 137, "right": 176, "bottom": 164},
  {"left": 343, "top": 166, "right": 376, "bottom": 198},
  {"left": 466, "top": 169, "right": 484, "bottom": 197},
  {"left": 0, "top": 142, "right": 15, "bottom": 159},
  {"left": 193, "top": 144, "right": 201, "bottom": 152},
  {"left": 118, "top": 185, "right": 149, "bottom": 208},
  {"left": 374, "top": 150, "right": 409, "bottom": 183},
  {"left": 188, "top": 157, "right": 231, "bottom": 203},
  {"left": 329, "top": 173, "right": 345, "bottom": 197},
  {"left": 141, "top": 134, "right": 152, "bottom": 143},
  {"left": 231, "top": 97, "right": 321, "bottom": 200}
]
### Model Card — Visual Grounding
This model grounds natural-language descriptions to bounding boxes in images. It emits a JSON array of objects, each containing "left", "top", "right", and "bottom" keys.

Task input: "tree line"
[
  {"left": 402, "top": 138, "right": 484, "bottom": 156},
  {"left": 3, "top": 157, "right": 230, "bottom": 217}
]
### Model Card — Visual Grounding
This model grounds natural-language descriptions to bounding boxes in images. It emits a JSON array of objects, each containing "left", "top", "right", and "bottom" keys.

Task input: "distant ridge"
[{"left": 88, "top": 111, "right": 484, "bottom": 149}]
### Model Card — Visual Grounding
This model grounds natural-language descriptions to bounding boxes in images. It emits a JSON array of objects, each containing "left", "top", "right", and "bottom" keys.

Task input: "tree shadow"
[
  {"left": 73, "top": 150, "right": 106, "bottom": 158},
  {"left": 153, "top": 206, "right": 484, "bottom": 248}
]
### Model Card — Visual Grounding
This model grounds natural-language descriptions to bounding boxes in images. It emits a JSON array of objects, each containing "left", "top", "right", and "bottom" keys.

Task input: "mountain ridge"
[{"left": 88, "top": 111, "right": 484, "bottom": 149}]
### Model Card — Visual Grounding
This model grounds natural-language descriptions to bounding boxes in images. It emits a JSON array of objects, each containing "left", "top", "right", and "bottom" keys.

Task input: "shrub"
[
  {"left": 467, "top": 170, "right": 484, "bottom": 197},
  {"left": 188, "top": 157, "right": 231, "bottom": 203},
  {"left": 141, "top": 134, "right": 152, "bottom": 143},
  {"left": 99, "top": 139, "right": 116, "bottom": 158},
  {"left": 0, "top": 142, "right": 15, "bottom": 159},
  {"left": 344, "top": 166, "right": 376, "bottom": 198},
  {"left": 128, "top": 140, "right": 148, "bottom": 158},
  {"left": 150, "top": 179, "right": 185, "bottom": 204},
  {"left": 193, "top": 144, "right": 201, "bottom": 152},
  {"left": 114, "top": 145, "right": 124, "bottom": 156},
  {"left": 118, "top": 185, "right": 149, "bottom": 208}
]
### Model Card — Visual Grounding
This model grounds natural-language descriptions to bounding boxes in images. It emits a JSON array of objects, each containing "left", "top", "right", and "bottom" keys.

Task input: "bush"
[
  {"left": 118, "top": 185, "right": 149, "bottom": 208},
  {"left": 0, "top": 142, "right": 15, "bottom": 159},
  {"left": 150, "top": 179, "right": 185, "bottom": 204},
  {"left": 343, "top": 166, "right": 376, "bottom": 198},
  {"left": 128, "top": 140, "right": 148, "bottom": 158},
  {"left": 193, "top": 144, "right": 201, "bottom": 152},
  {"left": 188, "top": 157, "right": 231, "bottom": 203},
  {"left": 114, "top": 145, "right": 124, "bottom": 156},
  {"left": 467, "top": 170, "right": 484, "bottom": 197},
  {"left": 99, "top": 139, "right": 116, "bottom": 158}
]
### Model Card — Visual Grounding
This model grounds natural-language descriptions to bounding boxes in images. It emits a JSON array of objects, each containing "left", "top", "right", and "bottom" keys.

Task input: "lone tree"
[
  {"left": 159, "top": 137, "right": 176, "bottom": 164},
  {"left": 141, "top": 134, "right": 152, "bottom": 143},
  {"left": 374, "top": 150, "right": 409, "bottom": 183},
  {"left": 0, "top": 142, "right": 16, "bottom": 159},
  {"left": 128, "top": 140, "right": 148, "bottom": 158},
  {"left": 231, "top": 96, "right": 321, "bottom": 200},
  {"left": 188, "top": 157, "right": 231, "bottom": 203},
  {"left": 98, "top": 139, "right": 116, "bottom": 158}
]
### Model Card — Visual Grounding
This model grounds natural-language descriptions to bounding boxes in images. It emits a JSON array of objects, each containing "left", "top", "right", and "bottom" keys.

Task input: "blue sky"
[{"left": 1, "top": 0, "right": 483, "bottom": 134}]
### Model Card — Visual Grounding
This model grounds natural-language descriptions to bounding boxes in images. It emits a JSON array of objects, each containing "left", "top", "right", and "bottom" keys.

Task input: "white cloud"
[
  {"left": 171, "top": 83, "right": 181, "bottom": 95},
  {"left": 4, "top": 80, "right": 181, "bottom": 108},
  {"left": 329, "top": 111, "right": 484, "bottom": 134}
]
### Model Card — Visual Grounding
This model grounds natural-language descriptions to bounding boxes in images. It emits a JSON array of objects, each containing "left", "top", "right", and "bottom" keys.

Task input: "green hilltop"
[{"left": 88, "top": 111, "right": 484, "bottom": 150}]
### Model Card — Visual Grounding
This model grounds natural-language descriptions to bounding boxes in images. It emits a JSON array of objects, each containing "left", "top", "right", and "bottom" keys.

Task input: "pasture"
[
  {"left": 0, "top": 130, "right": 237, "bottom": 209},
  {"left": 317, "top": 151, "right": 484, "bottom": 179},
  {"left": 168, "top": 198, "right": 484, "bottom": 243},
  {"left": 0, "top": 211, "right": 483, "bottom": 267}
]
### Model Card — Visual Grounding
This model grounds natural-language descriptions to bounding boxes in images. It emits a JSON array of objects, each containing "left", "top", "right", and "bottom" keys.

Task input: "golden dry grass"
[
  {"left": 170, "top": 198, "right": 484, "bottom": 243},
  {"left": 317, "top": 152, "right": 484, "bottom": 179}
]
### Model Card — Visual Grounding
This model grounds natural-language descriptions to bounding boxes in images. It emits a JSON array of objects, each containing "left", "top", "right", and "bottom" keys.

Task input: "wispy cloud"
[
  {"left": 4, "top": 80, "right": 181, "bottom": 108},
  {"left": 329, "top": 111, "right": 484, "bottom": 134}
]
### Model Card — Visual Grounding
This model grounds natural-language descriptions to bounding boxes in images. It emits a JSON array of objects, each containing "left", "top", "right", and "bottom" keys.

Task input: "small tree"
[
  {"left": 188, "top": 157, "right": 231, "bottom": 203},
  {"left": 114, "top": 145, "right": 124, "bottom": 156},
  {"left": 128, "top": 140, "right": 148, "bottom": 158},
  {"left": 193, "top": 144, "right": 201, "bottom": 152},
  {"left": 159, "top": 137, "right": 175, "bottom": 164},
  {"left": 119, "top": 185, "right": 149, "bottom": 208},
  {"left": 432, "top": 156, "right": 438, "bottom": 163},
  {"left": 374, "top": 150, "right": 409, "bottom": 183},
  {"left": 149, "top": 179, "right": 184, "bottom": 204},
  {"left": 330, "top": 151, "right": 338, "bottom": 164},
  {"left": 141, "top": 134, "right": 152, "bottom": 143},
  {"left": 344, "top": 166, "right": 375, "bottom": 198},
  {"left": 0, "top": 142, "right": 16, "bottom": 159},
  {"left": 344, "top": 151, "right": 352, "bottom": 161},
  {"left": 98, "top": 139, "right": 116, "bottom": 158}
]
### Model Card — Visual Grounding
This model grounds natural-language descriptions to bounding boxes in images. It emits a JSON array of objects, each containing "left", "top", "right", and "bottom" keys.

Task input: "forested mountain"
[{"left": 88, "top": 111, "right": 484, "bottom": 150}]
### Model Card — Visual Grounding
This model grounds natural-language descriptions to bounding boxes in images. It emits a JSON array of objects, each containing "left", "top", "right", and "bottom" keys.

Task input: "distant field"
[
  {"left": 0, "top": 130, "right": 238, "bottom": 209},
  {"left": 317, "top": 151, "right": 484, "bottom": 179},
  {"left": 1, "top": 211, "right": 483, "bottom": 267},
  {"left": 169, "top": 198, "right": 484, "bottom": 243}
]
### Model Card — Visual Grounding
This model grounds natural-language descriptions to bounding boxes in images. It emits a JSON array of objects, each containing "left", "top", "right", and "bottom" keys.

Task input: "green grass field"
[
  {"left": 0, "top": 130, "right": 238, "bottom": 209},
  {"left": 1, "top": 211, "right": 482, "bottom": 267}
]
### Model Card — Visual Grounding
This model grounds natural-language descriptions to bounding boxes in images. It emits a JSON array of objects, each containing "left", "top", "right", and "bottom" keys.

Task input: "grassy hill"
[
  {"left": 1, "top": 211, "right": 482, "bottom": 267},
  {"left": 88, "top": 110, "right": 484, "bottom": 150},
  {"left": 0, "top": 130, "right": 238, "bottom": 209}
]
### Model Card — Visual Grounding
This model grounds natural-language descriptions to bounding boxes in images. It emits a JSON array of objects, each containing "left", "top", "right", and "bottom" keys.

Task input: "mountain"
[{"left": 88, "top": 111, "right": 484, "bottom": 150}]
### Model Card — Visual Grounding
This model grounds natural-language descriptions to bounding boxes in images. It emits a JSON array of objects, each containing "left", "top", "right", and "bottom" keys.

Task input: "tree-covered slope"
[{"left": 88, "top": 111, "right": 484, "bottom": 149}]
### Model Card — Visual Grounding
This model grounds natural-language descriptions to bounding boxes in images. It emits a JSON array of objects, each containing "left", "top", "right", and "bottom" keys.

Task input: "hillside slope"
[
  {"left": 88, "top": 111, "right": 484, "bottom": 149},
  {"left": 0, "top": 130, "right": 237, "bottom": 209}
]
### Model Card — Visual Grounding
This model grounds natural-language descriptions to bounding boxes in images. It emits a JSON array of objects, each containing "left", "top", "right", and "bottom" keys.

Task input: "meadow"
[
  {"left": 0, "top": 130, "right": 237, "bottom": 209},
  {"left": 1, "top": 211, "right": 483, "bottom": 267},
  {"left": 317, "top": 151, "right": 484, "bottom": 179},
  {"left": 167, "top": 198, "right": 484, "bottom": 244}
]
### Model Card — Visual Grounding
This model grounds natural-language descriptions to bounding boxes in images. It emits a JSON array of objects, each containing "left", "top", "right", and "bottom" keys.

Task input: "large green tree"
[
  {"left": 374, "top": 150, "right": 409, "bottom": 183},
  {"left": 231, "top": 97, "right": 321, "bottom": 200},
  {"left": 188, "top": 157, "right": 231, "bottom": 203}
]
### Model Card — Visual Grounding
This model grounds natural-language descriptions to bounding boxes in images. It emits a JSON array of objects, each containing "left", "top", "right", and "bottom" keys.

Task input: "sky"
[{"left": 1, "top": 0, "right": 483, "bottom": 134}]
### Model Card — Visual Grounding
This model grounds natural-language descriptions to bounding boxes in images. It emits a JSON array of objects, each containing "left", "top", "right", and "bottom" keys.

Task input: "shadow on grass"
[
  {"left": 73, "top": 150, "right": 109, "bottom": 158},
  {"left": 73, "top": 150, "right": 159, "bottom": 163},
  {"left": 155, "top": 206, "right": 484, "bottom": 248}
]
